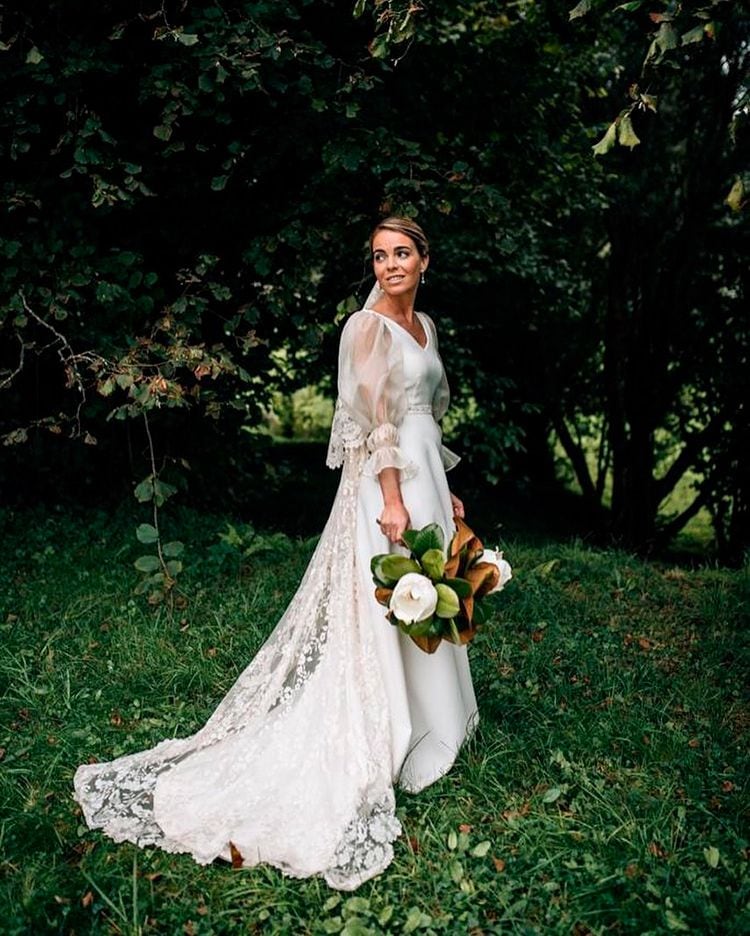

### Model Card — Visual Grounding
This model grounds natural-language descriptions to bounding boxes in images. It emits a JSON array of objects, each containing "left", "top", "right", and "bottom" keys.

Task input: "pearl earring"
[{"left": 420, "top": 272, "right": 425, "bottom": 285}]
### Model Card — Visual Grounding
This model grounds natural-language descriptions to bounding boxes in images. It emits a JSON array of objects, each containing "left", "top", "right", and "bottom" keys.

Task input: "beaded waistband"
[{"left": 407, "top": 404, "right": 433, "bottom": 415}]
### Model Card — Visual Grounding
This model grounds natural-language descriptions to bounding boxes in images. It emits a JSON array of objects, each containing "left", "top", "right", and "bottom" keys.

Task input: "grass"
[{"left": 0, "top": 504, "right": 748, "bottom": 935}]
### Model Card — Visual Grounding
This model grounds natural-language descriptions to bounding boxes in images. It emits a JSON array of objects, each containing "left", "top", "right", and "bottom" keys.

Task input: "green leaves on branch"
[{"left": 592, "top": 89, "right": 657, "bottom": 156}]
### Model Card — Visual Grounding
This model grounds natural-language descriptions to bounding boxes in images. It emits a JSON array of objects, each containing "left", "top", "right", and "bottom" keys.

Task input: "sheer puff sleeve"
[{"left": 328, "top": 310, "right": 418, "bottom": 480}]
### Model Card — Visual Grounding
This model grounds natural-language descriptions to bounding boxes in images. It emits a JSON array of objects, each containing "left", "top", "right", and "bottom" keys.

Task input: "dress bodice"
[{"left": 362, "top": 311, "right": 446, "bottom": 413}]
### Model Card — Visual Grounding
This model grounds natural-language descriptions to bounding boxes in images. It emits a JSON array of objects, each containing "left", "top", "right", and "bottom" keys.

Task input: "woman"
[{"left": 74, "top": 216, "right": 478, "bottom": 891}]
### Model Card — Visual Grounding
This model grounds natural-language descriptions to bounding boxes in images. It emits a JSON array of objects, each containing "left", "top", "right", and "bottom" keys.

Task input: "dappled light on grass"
[{"left": 0, "top": 506, "right": 748, "bottom": 934}]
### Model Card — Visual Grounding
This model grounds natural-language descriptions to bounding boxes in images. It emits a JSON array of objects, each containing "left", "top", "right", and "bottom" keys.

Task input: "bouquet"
[{"left": 371, "top": 518, "right": 512, "bottom": 654}]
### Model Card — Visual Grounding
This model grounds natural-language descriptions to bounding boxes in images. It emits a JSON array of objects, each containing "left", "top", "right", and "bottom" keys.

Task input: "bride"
[{"left": 74, "top": 216, "right": 478, "bottom": 891}]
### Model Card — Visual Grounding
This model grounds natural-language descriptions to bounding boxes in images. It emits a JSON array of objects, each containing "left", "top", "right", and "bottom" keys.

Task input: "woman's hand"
[
  {"left": 378, "top": 501, "right": 411, "bottom": 544},
  {"left": 450, "top": 492, "right": 465, "bottom": 520}
]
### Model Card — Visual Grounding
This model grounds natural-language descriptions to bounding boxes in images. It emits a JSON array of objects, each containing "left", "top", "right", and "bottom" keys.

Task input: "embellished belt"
[{"left": 407, "top": 404, "right": 433, "bottom": 415}]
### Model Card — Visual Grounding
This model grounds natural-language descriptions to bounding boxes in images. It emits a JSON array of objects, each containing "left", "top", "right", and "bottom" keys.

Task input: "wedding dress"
[{"left": 73, "top": 300, "right": 478, "bottom": 890}]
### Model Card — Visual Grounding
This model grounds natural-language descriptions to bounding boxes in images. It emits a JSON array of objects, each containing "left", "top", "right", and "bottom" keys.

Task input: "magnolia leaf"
[
  {"left": 421, "top": 548, "right": 446, "bottom": 581},
  {"left": 379, "top": 554, "right": 421, "bottom": 582},
  {"left": 448, "top": 618, "right": 462, "bottom": 644},
  {"left": 618, "top": 113, "right": 641, "bottom": 149},
  {"left": 409, "top": 632, "right": 442, "bottom": 653},
  {"left": 568, "top": 0, "right": 591, "bottom": 20},
  {"left": 592, "top": 121, "right": 617, "bottom": 156},
  {"left": 465, "top": 561, "right": 500, "bottom": 598},
  {"left": 374, "top": 586, "right": 393, "bottom": 606},
  {"left": 725, "top": 179, "right": 745, "bottom": 212},
  {"left": 444, "top": 576, "right": 472, "bottom": 598},
  {"left": 162, "top": 540, "right": 184, "bottom": 558},
  {"left": 404, "top": 615, "right": 436, "bottom": 638},
  {"left": 435, "top": 583, "right": 460, "bottom": 618},
  {"left": 136, "top": 523, "right": 159, "bottom": 544},
  {"left": 408, "top": 523, "right": 445, "bottom": 558},
  {"left": 134, "top": 555, "right": 160, "bottom": 573}
]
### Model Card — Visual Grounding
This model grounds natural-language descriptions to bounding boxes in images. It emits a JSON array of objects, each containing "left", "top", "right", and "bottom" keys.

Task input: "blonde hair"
[{"left": 370, "top": 216, "right": 429, "bottom": 259}]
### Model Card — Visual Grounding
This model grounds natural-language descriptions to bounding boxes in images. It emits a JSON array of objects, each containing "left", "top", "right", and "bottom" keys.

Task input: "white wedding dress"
[{"left": 73, "top": 304, "right": 478, "bottom": 890}]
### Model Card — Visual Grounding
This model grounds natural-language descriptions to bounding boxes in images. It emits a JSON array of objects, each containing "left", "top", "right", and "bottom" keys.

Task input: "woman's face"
[{"left": 371, "top": 229, "right": 428, "bottom": 299}]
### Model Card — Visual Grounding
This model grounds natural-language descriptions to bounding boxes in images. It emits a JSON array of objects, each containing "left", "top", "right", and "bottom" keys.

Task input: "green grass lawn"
[{"left": 1, "top": 505, "right": 748, "bottom": 935}]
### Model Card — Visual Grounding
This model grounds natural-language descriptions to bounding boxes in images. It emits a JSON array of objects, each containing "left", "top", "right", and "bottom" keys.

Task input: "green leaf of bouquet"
[
  {"left": 371, "top": 553, "right": 394, "bottom": 585},
  {"left": 405, "top": 615, "right": 435, "bottom": 637},
  {"left": 401, "top": 529, "right": 419, "bottom": 552},
  {"left": 449, "top": 618, "right": 462, "bottom": 644},
  {"left": 444, "top": 577, "right": 472, "bottom": 598},
  {"left": 136, "top": 523, "right": 158, "bottom": 545},
  {"left": 435, "top": 583, "right": 460, "bottom": 618},
  {"left": 409, "top": 523, "right": 445, "bottom": 559},
  {"left": 380, "top": 555, "right": 421, "bottom": 582},
  {"left": 162, "top": 540, "right": 184, "bottom": 558},
  {"left": 134, "top": 555, "right": 160, "bottom": 573},
  {"left": 421, "top": 548, "right": 445, "bottom": 581}
]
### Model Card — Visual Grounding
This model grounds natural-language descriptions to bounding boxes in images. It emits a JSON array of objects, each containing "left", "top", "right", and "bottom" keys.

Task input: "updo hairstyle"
[{"left": 369, "top": 216, "right": 429, "bottom": 259}]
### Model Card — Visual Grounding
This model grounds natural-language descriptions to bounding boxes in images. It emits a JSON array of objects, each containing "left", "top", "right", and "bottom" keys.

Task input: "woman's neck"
[{"left": 372, "top": 291, "right": 417, "bottom": 320}]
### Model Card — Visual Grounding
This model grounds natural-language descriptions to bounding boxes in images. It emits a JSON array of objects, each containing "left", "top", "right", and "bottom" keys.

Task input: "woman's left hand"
[{"left": 450, "top": 492, "right": 465, "bottom": 519}]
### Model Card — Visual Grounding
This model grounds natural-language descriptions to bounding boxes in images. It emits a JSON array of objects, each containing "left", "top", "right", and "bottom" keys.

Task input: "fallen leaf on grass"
[
  {"left": 81, "top": 891, "right": 94, "bottom": 908},
  {"left": 648, "top": 841, "right": 668, "bottom": 859},
  {"left": 110, "top": 710, "right": 123, "bottom": 727},
  {"left": 493, "top": 856, "right": 506, "bottom": 872},
  {"left": 459, "top": 823, "right": 472, "bottom": 833},
  {"left": 624, "top": 862, "right": 640, "bottom": 878},
  {"left": 688, "top": 738, "right": 700, "bottom": 748},
  {"left": 502, "top": 802, "right": 530, "bottom": 821},
  {"left": 722, "top": 780, "right": 735, "bottom": 793},
  {"left": 196, "top": 904, "right": 209, "bottom": 916},
  {"left": 229, "top": 841, "right": 244, "bottom": 868},
  {"left": 144, "top": 872, "right": 162, "bottom": 881},
  {"left": 408, "top": 836, "right": 420, "bottom": 853},
  {"left": 531, "top": 629, "right": 545, "bottom": 643},
  {"left": 0, "top": 747, "right": 5, "bottom": 762}
]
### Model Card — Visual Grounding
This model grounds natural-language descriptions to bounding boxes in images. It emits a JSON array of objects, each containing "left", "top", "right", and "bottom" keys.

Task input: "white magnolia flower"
[
  {"left": 480, "top": 549, "right": 513, "bottom": 593},
  {"left": 389, "top": 572, "right": 438, "bottom": 624}
]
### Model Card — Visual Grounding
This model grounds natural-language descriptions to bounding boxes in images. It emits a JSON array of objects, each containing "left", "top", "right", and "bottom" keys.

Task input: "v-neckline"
[{"left": 364, "top": 309, "right": 430, "bottom": 351}]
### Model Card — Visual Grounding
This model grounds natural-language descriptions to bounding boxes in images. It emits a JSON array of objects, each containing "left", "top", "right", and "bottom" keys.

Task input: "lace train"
[{"left": 74, "top": 451, "right": 402, "bottom": 890}]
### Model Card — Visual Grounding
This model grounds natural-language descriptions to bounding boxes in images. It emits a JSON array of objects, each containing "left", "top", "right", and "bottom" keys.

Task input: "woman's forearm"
[{"left": 378, "top": 466, "right": 403, "bottom": 506}]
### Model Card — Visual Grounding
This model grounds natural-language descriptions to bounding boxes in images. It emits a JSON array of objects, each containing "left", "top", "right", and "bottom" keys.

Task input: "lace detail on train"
[
  {"left": 74, "top": 450, "right": 401, "bottom": 890},
  {"left": 326, "top": 398, "right": 366, "bottom": 469}
]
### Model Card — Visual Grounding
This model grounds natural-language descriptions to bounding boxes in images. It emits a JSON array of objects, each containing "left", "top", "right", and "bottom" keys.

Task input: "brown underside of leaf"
[
  {"left": 410, "top": 634, "right": 442, "bottom": 654},
  {"left": 374, "top": 586, "right": 393, "bottom": 606},
  {"left": 466, "top": 561, "right": 501, "bottom": 598}
]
